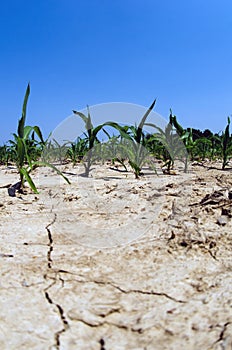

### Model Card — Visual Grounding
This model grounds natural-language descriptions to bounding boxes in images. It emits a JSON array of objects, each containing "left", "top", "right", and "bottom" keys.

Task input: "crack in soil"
[
  {"left": 214, "top": 321, "right": 232, "bottom": 346},
  {"left": 44, "top": 214, "right": 70, "bottom": 350},
  {"left": 77, "top": 318, "right": 130, "bottom": 332},
  {"left": 44, "top": 290, "right": 69, "bottom": 349},
  {"left": 62, "top": 276, "right": 186, "bottom": 304},
  {"left": 46, "top": 214, "right": 56, "bottom": 269},
  {"left": 42, "top": 212, "right": 184, "bottom": 348},
  {"left": 99, "top": 338, "right": 106, "bottom": 350},
  {"left": 69, "top": 312, "right": 171, "bottom": 336},
  {"left": 105, "top": 282, "right": 187, "bottom": 303}
]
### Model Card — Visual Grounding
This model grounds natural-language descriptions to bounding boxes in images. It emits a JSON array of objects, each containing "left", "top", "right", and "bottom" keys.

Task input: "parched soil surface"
[{"left": 0, "top": 162, "right": 231, "bottom": 350}]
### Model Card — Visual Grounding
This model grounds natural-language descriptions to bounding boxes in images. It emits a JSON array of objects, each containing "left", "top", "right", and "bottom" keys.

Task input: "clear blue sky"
[{"left": 1, "top": 0, "right": 232, "bottom": 144}]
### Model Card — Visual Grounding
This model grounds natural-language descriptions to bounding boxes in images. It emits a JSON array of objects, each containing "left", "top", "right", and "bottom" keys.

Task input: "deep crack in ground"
[
  {"left": 44, "top": 214, "right": 69, "bottom": 350},
  {"left": 213, "top": 321, "right": 232, "bottom": 347}
]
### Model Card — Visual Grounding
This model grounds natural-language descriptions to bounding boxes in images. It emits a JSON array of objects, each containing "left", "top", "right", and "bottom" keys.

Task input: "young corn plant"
[
  {"left": 169, "top": 111, "right": 190, "bottom": 171},
  {"left": 114, "top": 100, "right": 157, "bottom": 178},
  {"left": 49, "top": 139, "right": 70, "bottom": 165},
  {"left": 103, "top": 135, "right": 127, "bottom": 169},
  {"left": 146, "top": 111, "right": 188, "bottom": 173},
  {"left": 221, "top": 117, "right": 231, "bottom": 169},
  {"left": 73, "top": 106, "right": 125, "bottom": 176},
  {"left": 209, "top": 134, "right": 221, "bottom": 161},
  {"left": 73, "top": 107, "right": 102, "bottom": 176},
  {"left": 0, "top": 145, "right": 10, "bottom": 165},
  {"left": 193, "top": 137, "right": 212, "bottom": 161},
  {"left": 66, "top": 137, "right": 88, "bottom": 166},
  {"left": 8, "top": 84, "right": 70, "bottom": 196},
  {"left": 145, "top": 133, "right": 166, "bottom": 160},
  {"left": 146, "top": 123, "right": 176, "bottom": 173}
]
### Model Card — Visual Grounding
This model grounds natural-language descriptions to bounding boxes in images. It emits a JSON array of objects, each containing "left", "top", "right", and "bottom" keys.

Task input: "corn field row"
[{"left": 0, "top": 85, "right": 231, "bottom": 195}]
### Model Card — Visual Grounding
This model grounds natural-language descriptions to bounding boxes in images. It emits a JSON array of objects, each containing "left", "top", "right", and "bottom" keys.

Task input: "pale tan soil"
[{"left": 0, "top": 161, "right": 231, "bottom": 350}]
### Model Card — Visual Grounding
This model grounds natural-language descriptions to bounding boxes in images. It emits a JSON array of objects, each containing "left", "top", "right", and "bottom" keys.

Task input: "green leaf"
[
  {"left": 145, "top": 122, "right": 165, "bottom": 135},
  {"left": 92, "top": 124, "right": 106, "bottom": 140},
  {"left": 32, "top": 126, "right": 45, "bottom": 144},
  {"left": 136, "top": 99, "right": 156, "bottom": 144},
  {"left": 16, "top": 136, "right": 25, "bottom": 168},
  {"left": 73, "top": 110, "right": 93, "bottom": 130},
  {"left": 35, "top": 161, "right": 71, "bottom": 184},
  {"left": 20, "top": 167, "right": 39, "bottom": 193},
  {"left": 23, "top": 125, "right": 33, "bottom": 139},
  {"left": 22, "top": 138, "right": 33, "bottom": 169},
  {"left": 73, "top": 110, "right": 88, "bottom": 123},
  {"left": 86, "top": 105, "right": 94, "bottom": 131},
  {"left": 73, "top": 109, "right": 93, "bottom": 137},
  {"left": 169, "top": 112, "right": 184, "bottom": 136},
  {"left": 18, "top": 83, "right": 30, "bottom": 138},
  {"left": 113, "top": 157, "right": 128, "bottom": 171},
  {"left": 103, "top": 122, "right": 133, "bottom": 141},
  {"left": 102, "top": 128, "right": 111, "bottom": 139}
]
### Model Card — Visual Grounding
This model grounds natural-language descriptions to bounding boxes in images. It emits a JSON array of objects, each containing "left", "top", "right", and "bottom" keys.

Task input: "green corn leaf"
[
  {"left": 73, "top": 109, "right": 93, "bottom": 139},
  {"left": 102, "top": 128, "right": 111, "bottom": 139},
  {"left": 18, "top": 83, "right": 30, "bottom": 138},
  {"left": 32, "top": 126, "right": 45, "bottom": 144},
  {"left": 16, "top": 136, "right": 25, "bottom": 168},
  {"left": 145, "top": 122, "right": 166, "bottom": 136},
  {"left": 86, "top": 105, "right": 94, "bottom": 131},
  {"left": 23, "top": 125, "right": 33, "bottom": 139},
  {"left": 22, "top": 138, "right": 33, "bottom": 169},
  {"left": 113, "top": 157, "right": 128, "bottom": 171},
  {"left": 136, "top": 99, "right": 156, "bottom": 144},
  {"left": 73, "top": 110, "right": 89, "bottom": 124},
  {"left": 20, "top": 167, "right": 39, "bottom": 193},
  {"left": 103, "top": 122, "right": 132, "bottom": 141},
  {"left": 92, "top": 124, "right": 105, "bottom": 139},
  {"left": 169, "top": 112, "right": 184, "bottom": 136},
  {"left": 35, "top": 161, "right": 71, "bottom": 184}
]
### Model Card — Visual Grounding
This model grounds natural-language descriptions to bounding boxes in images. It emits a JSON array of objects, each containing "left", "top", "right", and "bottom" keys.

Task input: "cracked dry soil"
[{"left": 0, "top": 162, "right": 232, "bottom": 350}]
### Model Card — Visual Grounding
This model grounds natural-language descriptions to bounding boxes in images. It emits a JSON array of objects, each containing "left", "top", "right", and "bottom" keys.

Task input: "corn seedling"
[
  {"left": 146, "top": 111, "right": 188, "bottom": 173},
  {"left": 8, "top": 84, "right": 70, "bottom": 196},
  {"left": 0, "top": 145, "right": 10, "bottom": 165},
  {"left": 221, "top": 117, "right": 231, "bottom": 169},
  {"left": 73, "top": 106, "right": 128, "bottom": 176},
  {"left": 66, "top": 137, "right": 88, "bottom": 166},
  {"left": 113, "top": 100, "right": 157, "bottom": 178},
  {"left": 193, "top": 137, "right": 212, "bottom": 161}
]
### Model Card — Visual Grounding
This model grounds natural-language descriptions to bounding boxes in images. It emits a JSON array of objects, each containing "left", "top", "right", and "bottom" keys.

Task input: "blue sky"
[{"left": 1, "top": 0, "right": 232, "bottom": 143}]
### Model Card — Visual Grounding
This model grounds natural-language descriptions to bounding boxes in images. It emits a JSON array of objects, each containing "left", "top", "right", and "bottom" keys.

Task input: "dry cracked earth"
[{"left": 0, "top": 161, "right": 232, "bottom": 350}]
